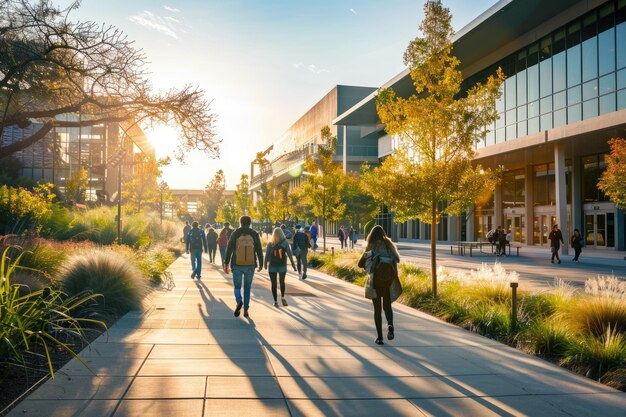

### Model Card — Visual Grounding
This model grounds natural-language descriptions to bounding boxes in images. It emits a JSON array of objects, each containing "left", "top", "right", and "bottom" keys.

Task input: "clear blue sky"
[{"left": 65, "top": 0, "right": 499, "bottom": 189}]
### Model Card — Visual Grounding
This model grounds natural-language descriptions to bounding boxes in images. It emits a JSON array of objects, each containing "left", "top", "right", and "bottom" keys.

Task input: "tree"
[
  {"left": 270, "top": 182, "right": 291, "bottom": 223},
  {"left": 198, "top": 170, "right": 226, "bottom": 223},
  {"left": 302, "top": 126, "right": 346, "bottom": 252},
  {"left": 254, "top": 181, "right": 272, "bottom": 224},
  {"left": 598, "top": 138, "right": 626, "bottom": 208},
  {"left": 343, "top": 172, "right": 379, "bottom": 233},
  {"left": 232, "top": 174, "right": 254, "bottom": 219},
  {"left": 64, "top": 167, "right": 88, "bottom": 206},
  {"left": 122, "top": 155, "right": 168, "bottom": 213},
  {"left": 0, "top": 0, "right": 218, "bottom": 160},
  {"left": 216, "top": 199, "right": 238, "bottom": 225},
  {"left": 363, "top": 0, "right": 503, "bottom": 296},
  {"left": 288, "top": 184, "right": 314, "bottom": 223}
]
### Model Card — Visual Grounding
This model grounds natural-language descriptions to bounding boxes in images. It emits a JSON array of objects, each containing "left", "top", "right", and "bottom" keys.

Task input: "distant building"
[{"left": 335, "top": 0, "right": 626, "bottom": 251}]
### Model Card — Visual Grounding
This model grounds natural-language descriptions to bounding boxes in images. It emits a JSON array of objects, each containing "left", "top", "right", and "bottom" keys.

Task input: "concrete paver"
[{"left": 5, "top": 252, "right": 626, "bottom": 417}]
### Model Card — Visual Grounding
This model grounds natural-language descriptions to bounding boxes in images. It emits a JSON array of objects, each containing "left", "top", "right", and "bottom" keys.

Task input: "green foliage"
[
  {"left": 216, "top": 199, "right": 239, "bottom": 225},
  {"left": 232, "top": 174, "right": 254, "bottom": 219},
  {"left": 64, "top": 168, "right": 88, "bottom": 205},
  {"left": 0, "top": 247, "right": 105, "bottom": 378},
  {"left": 520, "top": 318, "right": 572, "bottom": 358},
  {"left": 133, "top": 245, "right": 176, "bottom": 284},
  {"left": 598, "top": 138, "right": 626, "bottom": 209},
  {"left": 59, "top": 249, "right": 149, "bottom": 315},
  {"left": 198, "top": 170, "right": 225, "bottom": 223},
  {"left": 562, "top": 327, "right": 626, "bottom": 379},
  {"left": 122, "top": 155, "right": 168, "bottom": 214},
  {"left": 566, "top": 296, "right": 626, "bottom": 337},
  {"left": 0, "top": 185, "right": 53, "bottom": 234}
]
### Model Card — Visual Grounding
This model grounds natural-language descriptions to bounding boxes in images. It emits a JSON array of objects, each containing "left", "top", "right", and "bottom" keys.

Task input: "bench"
[{"left": 496, "top": 242, "right": 522, "bottom": 256}]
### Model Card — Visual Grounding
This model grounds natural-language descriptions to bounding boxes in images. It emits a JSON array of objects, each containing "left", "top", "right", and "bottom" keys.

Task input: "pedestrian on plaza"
[
  {"left": 358, "top": 225, "right": 401, "bottom": 346},
  {"left": 338, "top": 225, "right": 348, "bottom": 249},
  {"left": 348, "top": 226, "right": 355, "bottom": 249},
  {"left": 182, "top": 221, "right": 191, "bottom": 243},
  {"left": 499, "top": 228, "right": 509, "bottom": 256},
  {"left": 549, "top": 224, "right": 564, "bottom": 264},
  {"left": 186, "top": 221, "right": 207, "bottom": 279},
  {"left": 224, "top": 215, "right": 264, "bottom": 318},
  {"left": 571, "top": 228, "right": 583, "bottom": 263},
  {"left": 280, "top": 223, "right": 292, "bottom": 241},
  {"left": 310, "top": 221, "right": 319, "bottom": 250},
  {"left": 292, "top": 224, "right": 310, "bottom": 279},
  {"left": 205, "top": 223, "right": 219, "bottom": 264},
  {"left": 264, "top": 227, "right": 297, "bottom": 307},
  {"left": 217, "top": 222, "right": 233, "bottom": 267},
  {"left": 493, "top": 226, "right": 502, "bottom": 255}
]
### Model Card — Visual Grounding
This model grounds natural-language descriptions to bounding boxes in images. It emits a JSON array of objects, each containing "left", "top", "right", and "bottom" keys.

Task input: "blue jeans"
[
  {"left": 190, "top": 249, "right": 202, "bottom": 277},
  {"left": 219, "top": 246, "right": 227, "bottom": 266},
  {"left": 232, "top": 266, "right": 255, "bottom": 310}
]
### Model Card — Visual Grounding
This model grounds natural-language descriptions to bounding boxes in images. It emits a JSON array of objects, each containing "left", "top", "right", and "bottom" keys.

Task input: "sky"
[{"left": 64, "top": 0, "right": 499, "bottom": 189}]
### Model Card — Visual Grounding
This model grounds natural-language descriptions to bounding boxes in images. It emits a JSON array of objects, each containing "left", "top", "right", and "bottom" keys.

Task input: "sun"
[{"left": 144, "top": 123, "right": 180, "bottom": 157}]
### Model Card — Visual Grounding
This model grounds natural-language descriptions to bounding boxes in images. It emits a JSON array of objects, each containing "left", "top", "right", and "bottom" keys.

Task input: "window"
[
  {"left": 528, "top": 44, "right": 540, "bottom": 102},
  {"left": 582, "top": 13, "right": 598, "bottom": 82},
  {"left": 554, "top": 108, "right": 567, "bottom": 127},
  {"left": 600, "top": 73, "right": 616, "bottom": 94},
  {"left": 600, "top": 92, "right": 616, "bottom": 114},
  {"left": 505, "top": 76, "right": 517, "bottom": 110},
  {"left": 541, "top": 113, "right": 553, "bottom": 130},
  {"left": 528, "top": 117, "right": 540, "bottom": 134},
  {"left": 528, "top": 100, "right": 539, "bottom": 118},
  {"left": 568, "top": 103, "right": 582, "bottom": 123},
  {"left": 568, "top": 85, "right": 582, "bottom": 105},
  {"left": 583, "top": 98, "right": 598, "bottom": 119},
  {"left": 540, "top": 96, "right": 552, "bottom": 114},
  {"left": 617, "top": 1, "right": 626, "bottom": 69},
  {"left": 540, "top": 37, "right": 553, "bottom": 97},
  {"left": 567, "top": 23, "right": 582, "bottom": 88},
  {"left": 583, "top": 79, "right": 598, "bottom": 100}
]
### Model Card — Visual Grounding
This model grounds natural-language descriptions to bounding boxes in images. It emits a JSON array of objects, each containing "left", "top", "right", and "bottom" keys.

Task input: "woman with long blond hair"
[{"left": 264, "top": 227, "right": 296, "bottom": 307}]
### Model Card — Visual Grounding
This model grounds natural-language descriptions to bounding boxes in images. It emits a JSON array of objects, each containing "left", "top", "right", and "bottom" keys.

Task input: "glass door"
[{"left": 585, "top": 213, "right": 609, "bottom": 248}]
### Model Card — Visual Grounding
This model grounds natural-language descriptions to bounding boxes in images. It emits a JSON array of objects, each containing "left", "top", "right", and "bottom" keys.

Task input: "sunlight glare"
[{"left": 144, "top": 124, "right": 180, "bottom": 156}]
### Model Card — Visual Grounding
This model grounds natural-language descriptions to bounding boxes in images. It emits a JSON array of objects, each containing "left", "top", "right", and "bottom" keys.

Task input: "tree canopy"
[
  {"left": 363, "top": 0, "right": 503, "bottom": 296},
  {"left": 0, "top": 0, "right": 218, "bottom": 159},
  {"left": 198, "top": 170, "right": 226, "bottom": 223},
  {"left": 598, "top": 138, "right": 626, "bottom": 209}
]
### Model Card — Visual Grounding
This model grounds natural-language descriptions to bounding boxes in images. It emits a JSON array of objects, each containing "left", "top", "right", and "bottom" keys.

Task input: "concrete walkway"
[{"left": 6, "top": 254, "right": 626, "bottom": 417}]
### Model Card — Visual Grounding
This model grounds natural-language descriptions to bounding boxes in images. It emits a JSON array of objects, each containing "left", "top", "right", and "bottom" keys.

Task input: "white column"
[
  {"left": 342, "top": 125, "right": 348, "bottom": 173},
  {"left": 571, "top": 156, "right": 582, "bottom": 237},
  {"left": 554, "top": 143, "right": 569, "bottom": 255}
]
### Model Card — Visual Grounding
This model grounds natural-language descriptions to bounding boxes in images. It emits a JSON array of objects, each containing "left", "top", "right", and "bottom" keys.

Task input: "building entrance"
[
  {"left": 584, "top": 212, "right": 615, "bottom": 248},
  {"left": 504, "top": 214, "right": 525, "bottom": 243}
]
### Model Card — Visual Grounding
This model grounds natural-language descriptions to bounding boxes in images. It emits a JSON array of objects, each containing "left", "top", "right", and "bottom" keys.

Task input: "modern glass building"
[{"left": 334, "top": 0, "right": 626, "bottom": 251}]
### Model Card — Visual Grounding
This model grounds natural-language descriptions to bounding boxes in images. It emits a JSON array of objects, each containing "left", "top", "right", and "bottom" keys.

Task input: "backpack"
[
  {"left": 269, "top": 242, "right": 287, "bottom": 267},
  {"left": 373, "top": 252, "right": 396, "bottom": 287},
  {"left": 189, "top": 228, "right": 203, "bottom": 250},
  {"left": 235, "top": 233, "right": 255, "bottom": 266},
  {"left": 283, "top": 228, "right": 292, "bottom": 240}
]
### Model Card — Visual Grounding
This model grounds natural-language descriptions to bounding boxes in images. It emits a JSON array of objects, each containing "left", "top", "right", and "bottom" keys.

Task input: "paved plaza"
[{"left": 6, "top": 249, "right": 626, "bottom": 417}]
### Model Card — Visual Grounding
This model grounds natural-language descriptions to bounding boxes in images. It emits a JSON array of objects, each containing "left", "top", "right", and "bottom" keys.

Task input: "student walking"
[
  {"left": 264, "top": 227, "right": 296, "bottom": 307},
  {"left": 549, "top": 224, "right": 564, "bottom": 264},
  {"left": 358, "top": 225, "right": 402, "bottom": 346},
  {"left": 348, "top": 226, "right": 355, "bottom": 249},
  {"left": 186, "top": 221, "right": 207, "bottom": 279},
  {"left": 224, "top": 216, "right": 264, "bottom": 318},
  {"left": 571, "top": 228, "right": 583, "bottom": 262},
  {"left": 182, "top": 221, "right": 191, "bottom": 243},
  {"left": 292, "top": 224, "right": 310, "bottom": 280},
  {"left": 338, "top": 225, "right": 347, "bottom": 249},
  {"left": 205, "top": 224, "right": 219, "bottom": 264},
  {"left": 310, "top": 221, "right": 319, "bottom": 250},
  {"left": 217, "top": 222, "right": 233, "bottom": 267}
]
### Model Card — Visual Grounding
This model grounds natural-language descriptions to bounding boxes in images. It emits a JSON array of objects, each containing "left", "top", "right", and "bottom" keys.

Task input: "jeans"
[
  {"left": 208, "top": 244, "right": 217, "bottom": 263},
  {"left": 573, "top": 247, "right": 581, "bottom": 261},
  {"left": 232, "top": 266, "right": 256, "bottom": 310},
  {"left": 296, "top": 249, "right": 308, "bottom": 275},
  {"left": 269, "top": 271, "right": 287, "bottom": 301},
  {"left": 219, "top": 246, "right": 227, "bottom": 266},
  {"left": 190, "top": 249, "right": 203, "bottom": 277}
]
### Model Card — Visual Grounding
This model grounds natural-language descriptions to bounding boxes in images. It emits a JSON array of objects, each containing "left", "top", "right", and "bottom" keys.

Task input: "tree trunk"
[{"left": 431, "top": 204, "right": 437, "bottom": 297}]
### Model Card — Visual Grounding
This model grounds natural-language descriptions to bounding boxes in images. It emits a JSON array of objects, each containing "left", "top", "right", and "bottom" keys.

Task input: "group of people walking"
[{"left": 182, "top": 217, "right": 401, "bottom": 345}]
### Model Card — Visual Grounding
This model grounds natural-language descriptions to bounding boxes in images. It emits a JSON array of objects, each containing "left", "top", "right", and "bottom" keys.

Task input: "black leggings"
[
  {"left": 372, "top": 285, "right": 393, "bottom": 339},
  {"left": 269, "top": 271, "right": 287, "bottom": 301},
  {"left": 208, "top": 245, "right": 217, "bottom": 263}
]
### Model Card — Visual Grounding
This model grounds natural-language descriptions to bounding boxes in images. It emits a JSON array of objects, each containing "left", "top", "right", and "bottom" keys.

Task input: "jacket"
[
  {"left": 358, "top": 240, "right": 402, "bottom": 301},
  {"left": 224, "top": 226, "right": 264, "bottom": 267},
  {"left": 186, "top": 227, "right": 207, "bottom": 252},
  {"left": 293, "top": 230, "right": 310, "bottom": 250},
  {"left": 264, "top": 239, "right": 296, "bottom": 273}
]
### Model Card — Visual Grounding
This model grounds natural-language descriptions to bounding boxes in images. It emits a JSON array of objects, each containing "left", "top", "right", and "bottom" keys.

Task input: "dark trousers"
[
  {"left": 268, "top": 271, "right": 287, "bottom": 301},
  {"left": 340, "top": 239, "right": 346, "bottom": 249},
  {"left": 208, "top": 244, "right": 217, "bottom": 263},
  {"left": 372, "top": 285, "right": 393, "bottom": 339},
  {"left": 551, "top": 245, "right": 561, "bottom": 261},
  {"left": 573, "top": 247, "right": 581, "bottom": 261},
  {"left": 296, "top": 250, "right": 308, "bottom": 275}
]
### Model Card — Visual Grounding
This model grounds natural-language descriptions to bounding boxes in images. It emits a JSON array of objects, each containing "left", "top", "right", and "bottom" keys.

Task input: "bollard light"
[
  {"left": 510, "top": 278, "right": 519, "bottom": 332},
  {"left": 331, "top": 247, "right": 334, "bottom": 258}
]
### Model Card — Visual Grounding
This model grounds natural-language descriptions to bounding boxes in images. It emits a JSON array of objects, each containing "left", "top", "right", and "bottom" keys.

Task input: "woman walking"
[
  {"left": 549, "top": 224, "right": 564, "bottom": 264},
  {"left": 571, "top": 228, "right": 583, "bottom": 262},
  {"left": 264, "top": 227, "right": 296, "bottom": 307},
  {"left": 358, "top": 225, "right": 402, "bottom": 346},
  {"left": 217, "top": 222, "right": 233, "bottom": 267},
  {"left": 205, "top": 224, "right": 219, "bottom": 264}
]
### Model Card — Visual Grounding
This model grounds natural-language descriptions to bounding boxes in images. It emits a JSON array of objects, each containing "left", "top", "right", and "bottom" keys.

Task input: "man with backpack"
[
  {"left": 186, "top": 221, "right": 207, "bottom": 279},
  {"left": 292, "top": 224, "right": 310, "bottom": 279},
  {"left": 224, "top": 215, "right": 264, "bottom": 318}
]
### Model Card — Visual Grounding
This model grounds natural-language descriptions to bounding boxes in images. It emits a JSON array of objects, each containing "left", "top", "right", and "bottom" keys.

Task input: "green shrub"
[
  {"left": 524, "top": 282, "right": 574, "bottom": 319},
  {"left": 0, "top": 247, "right": 105, "bottom": 378},
  {"left": 520, "top": 318, "right": 572, "bottom": 358},
  {"left": 134, "top": 245, "right": 176, "bottom": 284},
  {"left": 562, "top": 326, "right": 626, "bottom": 379},
  {"left": 0, "top": 185, "right": 52, "bottom": 234},
  {"left": 566, "top": 296, "right": 626, "bottom": 337},
  {"left": 59, "top": 249, "right": 148, "bottom": 315}
]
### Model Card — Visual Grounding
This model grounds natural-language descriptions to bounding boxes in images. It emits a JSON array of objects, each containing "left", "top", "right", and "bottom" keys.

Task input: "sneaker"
[
  {"left": 375, "top": 338, "right": 384, "bottom": 345},
  {"left": 234, "top": 301, "right": 243, "bottom": 317},
  {"left": 302, "top": 273, "right": 307, "bottom": 280},
  {"left": 273, "top": 302, "right": 279, "bottom": 308},
  {"left": 197, "top": 275, "right": 201, "bottom": 280},
  {"left": 281, "top": 298, "right": 288, "bottom": 306},
  {"left": 551, "top": 260, "right": 554, "bottom": 264},
  {"left": 387, "top": 325, "right": 395, "bottom": 341},
  {"left": 558, "top": 260, "right": 561, "bottom": 264},
  {"left": 243, "top": 310, "right": 249, "bottom": 318},
  {"left": 191, "top": 272, "right": 196, "bottom": 279}
]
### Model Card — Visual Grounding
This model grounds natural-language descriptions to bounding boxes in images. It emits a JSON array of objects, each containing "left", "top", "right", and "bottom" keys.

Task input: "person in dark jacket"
[
  {"left": 338, "top": 225, "right": 347, "bottom": 249},
  {"left": 217, "top": 222, "right": 233, "bottom": 267},
  {"left": 224, "top": 216, "right": 264, "bottom": 318},
  {"left": 571, "top": 228, "right": 583, "bottom": 263},
  {"left": 357, "top": 225, "right": 400, "bottom": 346},
  {"left": 292, "top": 224, "right": 310, "bottom": 280},
  {"left": 549, "top": 224, "right": 564, "bottom": 264},
  {"left": 186, "top": 221, "right": 207, "bottom": 279},
  {"left": 205, "top": 224, "right": 219, "bottom": 264},
  {"left": 264, "top": 227, "right": 296, "bottom": 307}
]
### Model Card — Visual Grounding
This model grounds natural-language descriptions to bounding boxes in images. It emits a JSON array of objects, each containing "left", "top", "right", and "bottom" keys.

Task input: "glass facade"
[{"left": 472, "top": 0, "right": 626, "bottom": 148}]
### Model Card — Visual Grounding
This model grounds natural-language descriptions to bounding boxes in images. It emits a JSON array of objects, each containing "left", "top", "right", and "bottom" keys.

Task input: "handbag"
[{"left": 293, "top": 246, "right": 301, "bottom": 257}]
